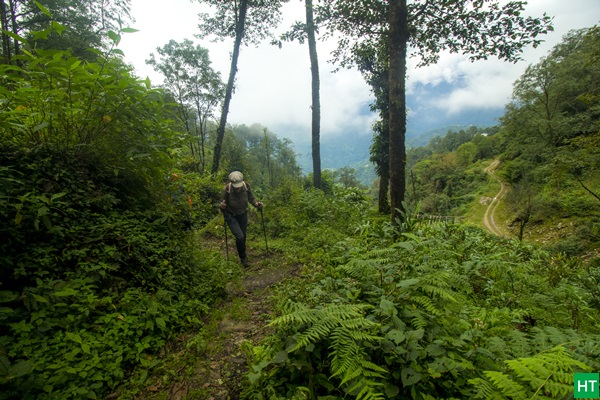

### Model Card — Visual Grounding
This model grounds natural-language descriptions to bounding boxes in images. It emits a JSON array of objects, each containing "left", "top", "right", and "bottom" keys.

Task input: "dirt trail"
[
  {"left": 483, "top": 159, "right": 507, "bottom": 236},
  {"left": 195, "top": 257, "right": 296, "bottom": 400},
  {"left": 128, "top": 236, "right": 299, "bottom": 400}
]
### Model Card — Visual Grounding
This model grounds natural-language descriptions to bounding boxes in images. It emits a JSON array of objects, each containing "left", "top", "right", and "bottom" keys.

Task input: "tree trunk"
[
  {"left": 388, "top": 0, "right": 408, "bottom": 225},
  {"left": 305, "top": 0, "right": 321, "bottom": 189},
  {"left": 378, "top": 168, "right": 390, "bottom": 214},
  {"left": 8, "top": 0, "right": 19, "bottom": 61},
  {"left": 200, "top": 118, "right": 207, "bottom": 173},
  {"left": 1, "top": 0, "right": 10, "bottom": 64},
  {"left": 211, "top": 0, "right": 248, "bottom": 175}
]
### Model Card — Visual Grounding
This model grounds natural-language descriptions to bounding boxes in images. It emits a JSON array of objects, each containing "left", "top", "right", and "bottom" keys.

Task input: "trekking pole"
[
  {"left": 259, "top": 208, "right": 269, "bottom": 254},
  {"left": 223, "top": 216, "right": 229, "bottom": 262}
]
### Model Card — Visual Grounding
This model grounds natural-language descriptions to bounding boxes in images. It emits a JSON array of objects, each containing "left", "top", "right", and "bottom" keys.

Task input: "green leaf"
[
  {"left": 51, "top": 192, "right": 66, "bottom": 201},
  {"left": 386, "top": 329, "right": 406, "bottom": 345},
  {"left": 405, "top": 329, "right": 425, "bottom": 342},
  {"left": 156, "top": 317, "right": 166, "bottom": 329},
  {"left": 54, "top": 288, "right": 77, "bottom": 297},
  {"left": 401, "top": 367, "right": 422, "bottom": 386},
  {"left": 384, "top": 383, "right": 400, "bottom": 397},
  {"left": 138, "top": 370, "right": 148, "bottom": 384},
  {"left": 426, "top": 343, "right": 446, "bottom": 357},
  {"left": 397, "top": 278, "right": 419, "bottom": 288},
  {"left": 2, "top": 30, "right": 27, "bottom": 44},
  {"left": 379, "top": 298, "right": 398, "bottom": 317},
  {"left": 0, "top": 357, "right": 10, "bottom": 374},
  {"left": 107, "top": 30, "right": 121, "bottom": 45},
  {"left": 67, "top": 59, "right": 82, "bottom": 70},
  {"left": 32, "top": 27, "right": 53, "bottom": 40},
  {"left": 33, "top": 121, "right": 49, "bottom": 133},
  {"left": 34, "top": 0, "right": 52, "bottom": 17},
  {"left": 121, "top": 27, "right": 139, "bottom": 33},
  {"left": 66, "top": 332, "right": 82, "bottom": 344},
  {"left": 0, "top": 291, "right": 19, "bottom": 303},
  {"left": 32, "top": 294, "right": 49, "bottom": 303},
  {"left": 396, "top": 241, "right": 414, "bottom": 251},
  {"left": 9, "top": 360, "right": 34, "bottom": 379},
  {"left": 51, "top": 21, "right": 66, "bottom": 35}
]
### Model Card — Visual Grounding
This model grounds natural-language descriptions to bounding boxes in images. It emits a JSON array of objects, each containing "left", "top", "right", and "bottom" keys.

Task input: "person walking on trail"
[{"left": 220, "top": 171, "right": 263, "bottom": 267}]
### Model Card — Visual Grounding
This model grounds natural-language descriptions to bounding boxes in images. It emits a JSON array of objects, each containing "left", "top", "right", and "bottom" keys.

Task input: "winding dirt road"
[{"left": 483, "top": 159, "right": 508, "bottom": 236}]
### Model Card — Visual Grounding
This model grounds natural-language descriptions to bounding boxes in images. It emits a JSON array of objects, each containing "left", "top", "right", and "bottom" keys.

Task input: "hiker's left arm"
[{"left": 247, "top": 184, "right": 262, "bottom": 208}]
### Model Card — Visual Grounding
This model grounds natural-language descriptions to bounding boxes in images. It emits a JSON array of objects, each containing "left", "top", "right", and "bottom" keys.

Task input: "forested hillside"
[
  {"left": 1, "top": 2, "right": 598, "bottom": 400},
  {"left": 406, "top": 27, "right": 600, "bottom": 258}
]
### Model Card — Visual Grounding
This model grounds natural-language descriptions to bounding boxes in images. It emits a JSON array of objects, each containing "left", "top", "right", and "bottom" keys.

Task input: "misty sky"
[{"left": 119, "top": 0, "right": 600, "bottom": 142}]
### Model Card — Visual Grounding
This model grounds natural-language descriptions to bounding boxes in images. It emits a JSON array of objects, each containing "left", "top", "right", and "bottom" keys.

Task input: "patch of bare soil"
[{"left": 483, "top": 159, "right": 508, "bottom": 237}]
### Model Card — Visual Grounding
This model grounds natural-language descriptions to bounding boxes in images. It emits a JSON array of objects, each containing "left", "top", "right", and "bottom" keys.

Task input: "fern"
[
  {"left": 269, "top": 302, "right": 387, "bottom": 399},
  {"left": 470, "top": 346, "right": 591, "bottom": 399},
  {"left": 484, "top": 371, "right": 528, "bottom": 399}
]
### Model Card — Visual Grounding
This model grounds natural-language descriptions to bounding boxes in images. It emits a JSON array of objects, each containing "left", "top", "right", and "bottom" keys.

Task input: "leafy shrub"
[
  {"left": 0, "top": 19, "right": 229, "bottom": 398},
  {"left": 0, "top": 146, "right": 224, "bottom": 398}
]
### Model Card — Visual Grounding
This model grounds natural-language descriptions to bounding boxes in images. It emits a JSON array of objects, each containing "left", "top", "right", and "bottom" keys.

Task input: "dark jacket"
[{"left": 221, "top": 181, "right": 257, "bottom": 216}]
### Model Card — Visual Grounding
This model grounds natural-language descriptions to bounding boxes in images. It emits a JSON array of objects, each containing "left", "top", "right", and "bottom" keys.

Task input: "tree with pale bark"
[{"left": 194, "top": 0, "right": 289, "bottom": 175}]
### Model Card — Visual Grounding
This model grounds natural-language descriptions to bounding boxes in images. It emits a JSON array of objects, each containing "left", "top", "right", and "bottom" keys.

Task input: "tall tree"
[
  {"left": 305, "top": 0, "right": 321, "bottom": 189},
  {"left": 146, "top": 39, "right": 225, "bottom": 172},
  {"left": 320, "top": 0, "right": 553, "bottom": 225},
  {"left": 278, "top": 0, "right": 322, "bottom": 188},
  {"left": 195, "top": 0, "right": 288, "bottom": 175},
  {"left": 354, "top": 38, "right": 390, "bottom": 213}
]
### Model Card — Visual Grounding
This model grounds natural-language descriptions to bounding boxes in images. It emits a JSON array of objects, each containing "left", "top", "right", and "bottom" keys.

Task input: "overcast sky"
[{"left": 119, "top": 0, "right": 600, "bottom": 142}]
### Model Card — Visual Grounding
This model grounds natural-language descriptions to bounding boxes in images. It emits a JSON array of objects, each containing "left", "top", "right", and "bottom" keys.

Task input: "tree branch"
[
  {"left": 408, "top": 0, "right": 431, "bottom": 23},
  {"left": 573, "top": 173, "right": 600, "bottom": 203}
]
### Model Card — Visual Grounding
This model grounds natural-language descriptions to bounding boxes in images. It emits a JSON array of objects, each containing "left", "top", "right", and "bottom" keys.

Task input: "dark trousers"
[{"left": 224, "top": 211, "right": 248, "bottom": 260}]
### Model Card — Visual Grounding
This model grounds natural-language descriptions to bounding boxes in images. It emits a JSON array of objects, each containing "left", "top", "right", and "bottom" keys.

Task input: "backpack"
[{"left": 226, "top": 181, "right": 248, "bottom": 193}]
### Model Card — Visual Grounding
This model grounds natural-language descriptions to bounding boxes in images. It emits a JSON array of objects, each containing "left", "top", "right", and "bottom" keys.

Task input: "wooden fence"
[{"left": 416, "top": 214, "right": 463, "bottom": 225}]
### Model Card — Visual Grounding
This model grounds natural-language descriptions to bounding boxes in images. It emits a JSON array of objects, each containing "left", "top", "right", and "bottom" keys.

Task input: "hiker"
[{"left": 220, "top": 171, "right": 263, "bottom": 266}]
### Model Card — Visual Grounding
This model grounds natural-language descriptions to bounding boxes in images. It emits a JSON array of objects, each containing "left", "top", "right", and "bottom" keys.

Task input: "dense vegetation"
[
  {"left": 244, "top": 198, "right": 600, "bottom": 399},
  {"left": 1, "top": 3, "right": 598, "bottom": 400}
]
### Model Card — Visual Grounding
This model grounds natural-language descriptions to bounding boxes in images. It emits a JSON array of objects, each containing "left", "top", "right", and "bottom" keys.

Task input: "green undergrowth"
[
  {"left": 242, "top": 198, "right": 600, "bottom": 399},
  {"left": 0, "top": 145, "right": 228, "bottom": 399}
]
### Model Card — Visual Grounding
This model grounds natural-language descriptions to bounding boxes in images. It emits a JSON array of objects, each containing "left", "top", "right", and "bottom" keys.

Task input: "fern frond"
[
  {"left": 293, "top": 318, "right": 337, "bottom": 350},
  {"left": 474, "top": 346, "right": 593, "bottom": 400},
  {"left": 484, "top": 371, "right": 527, "bottom": 399},
  {"left": 341, "top": 259, "right": 380, "bottom": 280},
  {"left": 406, "top": 308, "right": 428, "bottom": 330},
  {"left": 412, "top": 295, "right": 440, "bottom": 315},
  {"left": 270, "top": 303, "right": 371, "bottom": 328},
  {"left": 468, "top": 377, "right": 506, "bottom": 400},
  {"left": 351, "top": 380, "right": 386, "bottom": 400}
]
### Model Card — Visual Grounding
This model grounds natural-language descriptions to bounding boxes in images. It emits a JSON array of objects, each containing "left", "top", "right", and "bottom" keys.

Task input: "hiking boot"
[{"left": 241, "top": 257, "right": 249, "bottom": 267}]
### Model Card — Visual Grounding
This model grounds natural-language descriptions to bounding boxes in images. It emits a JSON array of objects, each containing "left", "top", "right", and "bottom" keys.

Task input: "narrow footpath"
[
  {"left": 125, "top": 234, "right": 300, "bottom": 400},
  {"left": 483, "top": 159, "right": 508, "bottom": 236}
]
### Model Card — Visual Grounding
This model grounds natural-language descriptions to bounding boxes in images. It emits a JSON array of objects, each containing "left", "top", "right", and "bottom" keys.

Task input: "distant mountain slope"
[
  {"left": 294, "top": 133, "right": 373, "bottom": 174},
  {"left": 291, "top": 123, "right": 496, "bottom": 186}
]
